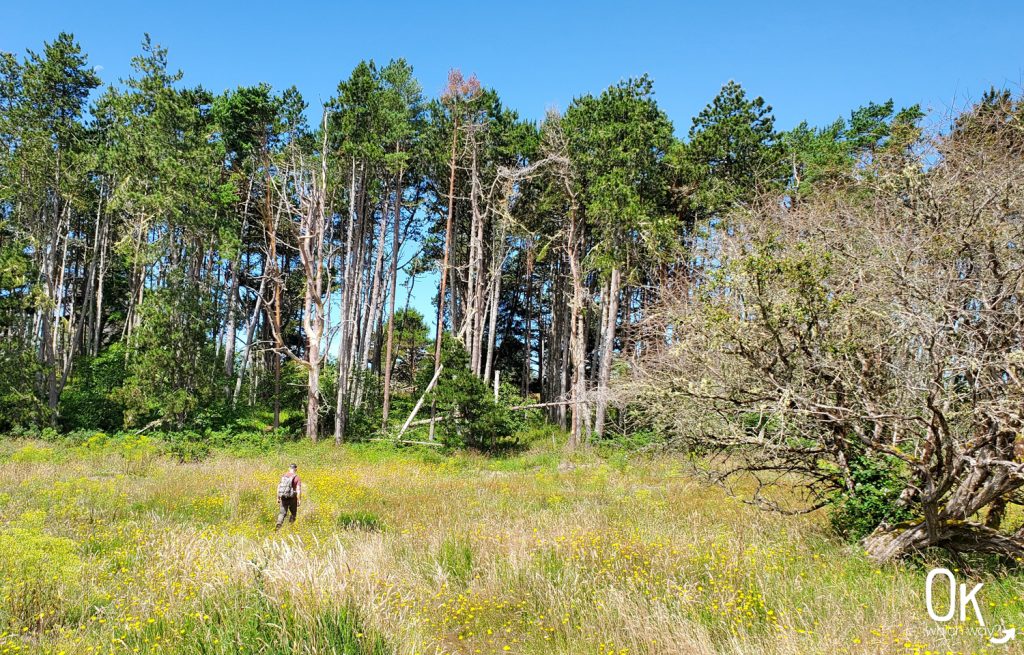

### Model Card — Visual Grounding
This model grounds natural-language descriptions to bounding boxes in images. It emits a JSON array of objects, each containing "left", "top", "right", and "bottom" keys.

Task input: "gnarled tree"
[{"left": 624, "top": 92, "right": 1024, "bottom": 562}]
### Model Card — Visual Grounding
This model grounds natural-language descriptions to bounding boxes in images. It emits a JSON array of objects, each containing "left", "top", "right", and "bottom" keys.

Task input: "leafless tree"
[{"left": 622, "top": 96, "right": 1024, "bottom": 561}]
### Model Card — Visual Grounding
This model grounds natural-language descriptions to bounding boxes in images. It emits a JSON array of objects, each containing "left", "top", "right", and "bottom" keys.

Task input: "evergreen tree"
[{"left": 670, "top": 80, "right": 783, "bottom": 226}]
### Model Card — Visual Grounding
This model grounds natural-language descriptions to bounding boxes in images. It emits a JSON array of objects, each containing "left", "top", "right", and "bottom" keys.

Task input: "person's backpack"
[{"left": 277, "top": 474, "right": 295, "bottom": 498}]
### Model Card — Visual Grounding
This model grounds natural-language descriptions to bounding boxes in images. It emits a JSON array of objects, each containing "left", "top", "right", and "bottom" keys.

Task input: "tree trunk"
[
  {"left": 381, "top": 170, "right": 404, "bottom": 430},
  {"left": 567, "top": 216, "right": 588, "bottom": 449},
  {"left": 863, "top": 519, "right": 1024, "bottom": 563},
  {"left": 264, "top": 165, "right": 282, "bottom": 431},
  {"left": 306, "top": 337, "right": 321, "bottom": 443},
  {"left": 521, "top": 243, "right": 534, "bottom": 395},
  {"left": 222, "top": 191, "right": 252, "bottom": 398},
  {"left": 483, "top": 261, "right": 502, "bottom": 386},
  {"left": 434, "top": 113, "right": 458, "bottom": 373},
  {"left": 334, "top": 159, "right": 359, "bottom": 444},
  {"left": 593, "top": 267, "right": 621, "bottom": 438},
  {"left": 232, "top": 274, "right": 266, "bottom": 406},
  {"left": 355, "top": 196, "right": 389, "bottom": 409}
]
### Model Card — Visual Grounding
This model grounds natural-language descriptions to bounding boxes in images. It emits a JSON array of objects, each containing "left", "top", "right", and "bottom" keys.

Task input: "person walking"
[{"left": 275, "top": 463, "right": 302, "bottom": 529}]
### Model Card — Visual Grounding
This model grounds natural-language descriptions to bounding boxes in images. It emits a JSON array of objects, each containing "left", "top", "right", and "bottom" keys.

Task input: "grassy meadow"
[{"left": 0, "top": 434, "right": 1020, "bottom": 655}]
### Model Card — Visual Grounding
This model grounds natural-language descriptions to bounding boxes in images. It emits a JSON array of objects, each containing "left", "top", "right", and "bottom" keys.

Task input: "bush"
[
  {"left": 74, "top": 432, "right": 159, "bottom": 474},
  {"left": 423, "top": 337, "right": 526, "bottom": 451},
  {"left": 165, "top": 430, "right": 211, "bottom": 463},
  {"left": 828, "top": 455, "right": 914, "bottom": 540},
  {"left": 0, "top": 343, "right": 48, "bottom": 433},
  {"left": 58, "top": 344, "right": 127, "bottom": 432},
  {"left": 116, "top": 284, "right": 222, "bottom": 429},
  {"left": 207, "top": 428, "right": 282, "bottom": 455}
]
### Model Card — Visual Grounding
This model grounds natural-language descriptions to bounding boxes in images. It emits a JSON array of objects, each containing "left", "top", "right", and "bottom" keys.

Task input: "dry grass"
[{"left": 0, "top": 437, "right": 1020, "bottom": 654}]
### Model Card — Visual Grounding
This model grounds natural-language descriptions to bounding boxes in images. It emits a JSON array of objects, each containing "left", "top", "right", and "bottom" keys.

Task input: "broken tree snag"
[{"left": 398, "top": 364, "right": 444, "bottom": 437}]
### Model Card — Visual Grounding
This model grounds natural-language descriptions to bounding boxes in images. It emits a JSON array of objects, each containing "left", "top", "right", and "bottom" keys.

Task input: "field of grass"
[{"left": 0, "top": 434, "right": 1021, "bottom": 655}]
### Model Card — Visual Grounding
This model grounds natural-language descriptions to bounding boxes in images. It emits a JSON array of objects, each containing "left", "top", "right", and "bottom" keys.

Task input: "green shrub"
[
  {"left": 207, "top": 428, "right": 281, "bottom": 455},
  {"left": 423, "top": 337, "right": 527, "bottom": 451},
  {"left": 165, "top": 430, "right": 211, "bottom": 463},
  {"left": 596, "top": 428, "right": 662, "bottom": 451},
  {"left": 0, "top": 343, "right": 48, "bottom": 432},
  {"left": 61, "top": 428, "right": 108, "bottom": 445},
  {"left": 77, "top": 431, "right": 112, "bottom": 450},
  {"left": 74, "top": 432, "right": 159, "bottom": 474},
  {"left": 828, "top": 454, "right": 914, "bottom": 540},
  {"left": 58, "top": 344, "right": 127, "bottom": 432}
]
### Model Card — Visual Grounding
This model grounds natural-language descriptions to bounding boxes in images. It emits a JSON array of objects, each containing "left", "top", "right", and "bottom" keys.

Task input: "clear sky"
[
  {"left": 6, "top": 1, "right": 1023, "bottom": 130},
  {"left": 4, "top": 0, "right": 1022, "bottom": 329}
]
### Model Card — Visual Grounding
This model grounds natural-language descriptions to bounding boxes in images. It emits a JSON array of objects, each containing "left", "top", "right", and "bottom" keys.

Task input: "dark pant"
[{"left": 276, "top": 495, "right": 297, "bottom": 527}]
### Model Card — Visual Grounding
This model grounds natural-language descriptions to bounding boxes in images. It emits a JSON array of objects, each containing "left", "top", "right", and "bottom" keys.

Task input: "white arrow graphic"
[{"left": 990, "top": 628, "right": 1016, "bottom": 645}]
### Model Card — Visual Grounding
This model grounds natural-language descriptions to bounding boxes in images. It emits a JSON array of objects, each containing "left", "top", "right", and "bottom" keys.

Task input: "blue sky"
[
  {"left": 6, "top": 1, "right": 1022, "bottom": 130},
  {"left": 4, "top": 0, "right": 1023, "bottom": 329}
]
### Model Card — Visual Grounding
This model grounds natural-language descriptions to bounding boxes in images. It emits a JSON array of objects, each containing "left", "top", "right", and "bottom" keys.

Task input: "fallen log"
[
  {"left": 370, "top": 438, "right": 443, "bottom": 447},
  {"left": 507, "top": 399, "right": 586, "bottom": 411}
]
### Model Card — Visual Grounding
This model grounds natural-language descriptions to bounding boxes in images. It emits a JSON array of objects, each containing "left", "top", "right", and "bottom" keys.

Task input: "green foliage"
[
  {"left": 118, "top": 283, "right": 222, "bottom": 428},
  {"left": 421, "top": 336, "right": 524, "bottom": 450},
  {"left": 77, "top": 432, "right": 160, "bottom": 474},
  {"left": 828, "top": 455, "right": 914, "bottom": 541},
  {"left": 781, "top": 99, "right": 924, "bottom": 200},
  {"left": 0, "top": 341, "right": 46, "bottom": 432},
  {"left": 564, "top": 75, "right": 676, "bottom": 273},
  {"left": 0, "top": 225, "right": 43, "bottom": 431},
  {"left": 383, "top": 308, "right": 431, "bottom": 391},
  {"left": 8, "top": 443, "right": 58, "bottom": 463},
  {"left": 595, "top": 428, "right": 663, "bottom": 452},
  {"left": 59, "top": 342, "right": 128, "bottom": 431},
  {"left": 329, "top": 58, "right": 424, "bottom": 171},
  {"left": 670, "top": 80, "right": 784, "bottom": 227},
  {"left": 164, "top": 430, "right": 211, "bottom": 463},
  {"left": 205, "top": 428, "right": 283, "bottom": 456},
  {"left": 213, "top": 82, "right": 300, "bottom": 164}
]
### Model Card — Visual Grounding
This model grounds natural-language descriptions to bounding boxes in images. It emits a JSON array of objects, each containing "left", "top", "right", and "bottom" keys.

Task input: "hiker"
[{"left": 276, "top": 463, "right": 302, "bottom": 528}]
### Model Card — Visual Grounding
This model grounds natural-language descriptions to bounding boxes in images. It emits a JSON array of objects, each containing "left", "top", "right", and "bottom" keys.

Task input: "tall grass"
[{"left": 0, "top": 438, "right": 1017, "bottom": 654}]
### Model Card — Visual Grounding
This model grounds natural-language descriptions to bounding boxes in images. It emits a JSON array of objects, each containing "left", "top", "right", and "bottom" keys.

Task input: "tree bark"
[
  {"left": 864, "top": 519, "right": 1024, "bottom": 563},
  {"left": 434, "top": 112, "right": 459, "bottom": 373},
  {"left": 334, "top": 159, "right": 359, "bottom": 443},
  {"left": 381, "top": 169, "right": 404, "bottom": 430},
  {"left": 593, "top": 267, "right": 621, "bottom": 438}
]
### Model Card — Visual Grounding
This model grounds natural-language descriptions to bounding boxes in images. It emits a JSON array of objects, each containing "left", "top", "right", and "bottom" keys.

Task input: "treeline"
[
  {"left": 0, "top": 32, "right": 926, "bottom": 448},
  {"left": 8, "top": 32, "right": 1024, "bottom": 561}
]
